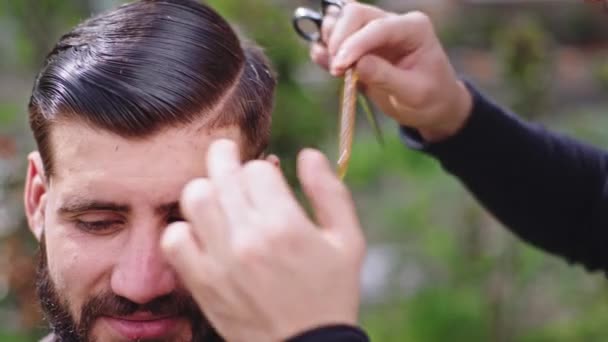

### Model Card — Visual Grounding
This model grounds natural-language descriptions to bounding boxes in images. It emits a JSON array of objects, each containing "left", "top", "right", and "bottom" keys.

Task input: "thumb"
[{"left": 297, "top": 149, "right": 361, "bottom": 243}]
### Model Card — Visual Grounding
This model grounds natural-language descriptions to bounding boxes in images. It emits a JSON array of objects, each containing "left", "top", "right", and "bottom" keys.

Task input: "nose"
[{"left": 111, "top": 223, "right": 177, "bottom": 305}]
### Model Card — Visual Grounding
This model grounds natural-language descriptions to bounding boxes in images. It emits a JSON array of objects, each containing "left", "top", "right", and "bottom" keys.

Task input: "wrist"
[{"left": 419, "top": 80, "right": 472, "bottom": 143}]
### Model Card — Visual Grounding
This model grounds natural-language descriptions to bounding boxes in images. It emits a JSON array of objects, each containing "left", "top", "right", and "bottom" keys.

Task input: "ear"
[
  {"left": 24, "top": 151, "right": 47, "bottom": 241},
  {"left": 264, "top": 154, "right": 280, "bottom": 169}
]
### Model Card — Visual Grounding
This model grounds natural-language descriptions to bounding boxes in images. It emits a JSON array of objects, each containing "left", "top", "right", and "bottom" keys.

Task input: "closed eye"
[{"left": 75, "top": 219, "right": 124, "bottom": 234}]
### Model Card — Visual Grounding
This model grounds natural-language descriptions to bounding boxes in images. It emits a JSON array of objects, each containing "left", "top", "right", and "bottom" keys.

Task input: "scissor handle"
[
  {"left": 293, "top": 7, "right": 323, "bottom": 42},
  {"left": 293, "top": 0, "right": 345, "bottom": 42},
  {"left": 322, "top": 0, "right": 345, "bottom": 14}
]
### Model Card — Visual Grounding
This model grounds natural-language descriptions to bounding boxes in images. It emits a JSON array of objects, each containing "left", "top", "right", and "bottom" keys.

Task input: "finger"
[
  {"left": 310, "top": 43, "right": 330, "bottom": 71},
  {"left": 161, "top": 221, "right": 213, "bottom": 287},
  {"left": 327, "top": 2, "right": 387, "bottom": 58},
  {"left": 206, "top": 139, "right": 251, "bottom": 226},
  {"left": 265, "top": 154, "right": 280, "bottom": 168},
  {"left": 242, "top": 160, "right": 305, "bottom": 220},
  {"left": 320, "top": 7, "right": 339, "bottom": 45},
  {"left": 331, "top": 12, "right": 432, "bottom": 75},
  {"left": 181, "top": 178, "right": 230, "bottom": 254},
  {"left": 297, "top": 149, "right": 360, "bottom": 241}
]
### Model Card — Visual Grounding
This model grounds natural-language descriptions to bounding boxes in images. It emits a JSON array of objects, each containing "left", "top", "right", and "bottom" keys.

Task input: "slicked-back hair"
[{"left": 28, "top": 0, "right": 276, "bottom": 177}]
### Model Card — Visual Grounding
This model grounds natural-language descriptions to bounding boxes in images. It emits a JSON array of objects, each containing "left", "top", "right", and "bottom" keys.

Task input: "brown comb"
[{"left": 337, "top": 68, "right": 358, "bottom": 180}]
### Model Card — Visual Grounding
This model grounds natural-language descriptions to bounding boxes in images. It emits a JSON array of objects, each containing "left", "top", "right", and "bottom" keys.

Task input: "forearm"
[{"left": 402, "top": 82, "right": 608, "bottom": 273}]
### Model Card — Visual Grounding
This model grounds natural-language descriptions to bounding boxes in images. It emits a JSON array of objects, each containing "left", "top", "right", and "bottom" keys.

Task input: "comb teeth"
[{"left": 337, "top": 69, "right": 358, "bottom": 180}]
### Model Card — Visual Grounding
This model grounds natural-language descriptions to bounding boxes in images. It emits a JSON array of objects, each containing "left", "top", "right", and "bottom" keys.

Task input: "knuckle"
[
  {"left": 339, "top": 3, "right": 369, "bottom": 28},
  {"left": 251, "top": 209, "right": 291, "bottom": 232},
  {"left": 321, "top": 14, "right": 336, "bottom": 33},
  {"left": 342, "top": 2, "right": 365, "bottom": 18},
  {"left": 234, "top": 240, "right": 265, "bottom": 264},
  {"left": 242, "top": 159, "right": 268, "bottom": 174},
  {"left": 337, "top": 233, "right": 366, "bottom": 268},
  {"left": 352, "top": 233, "right": 367, "bottom": 264},
  {"left": 404, "top": 10, "right": 431, "bottom": 28},
  {"left": 310, "top": 43, "right": 325, "bottom": 59},
  {"left": 310, "top": 48, "right": 319, "bottom": 62},
  {"left": 410, "top": 80, "right": 434, "bottom": 108},
  {"left": 409, "top": 94, "right": 427, "bottom": 110},
  {"left": 260, "top": 213, "right": 301, "bottom": 244},
  {"left": 243, "top": 160, "right": 276, "bottom": 180},
  {"left": 268, "top": 225, "right": 308, "bottom": 257},
  {"left": 269, "top": 224, "right": 296, "bottom": 244},
  {"left": 366, "top": 17, "right": 385, "bottom": 31},
  {"left": 267, "top": 215, "right": 291, "bottom": 233}
]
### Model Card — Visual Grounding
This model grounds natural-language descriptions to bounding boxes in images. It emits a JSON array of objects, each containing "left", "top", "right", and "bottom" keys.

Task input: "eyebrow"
[
  {"left": 58, "top": 198, "right": 181, "bottom": 217},
  {"left": 58, "top": 199, "right": 131, "bottom": 216},
  {"left": 155, "top": 201, "right": 181, "bottom": 216}
]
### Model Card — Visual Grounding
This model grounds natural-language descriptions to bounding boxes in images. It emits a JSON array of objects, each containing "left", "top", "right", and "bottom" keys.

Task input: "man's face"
[{"left": 25, "top": 120, "right": 241, "bottom": 341}]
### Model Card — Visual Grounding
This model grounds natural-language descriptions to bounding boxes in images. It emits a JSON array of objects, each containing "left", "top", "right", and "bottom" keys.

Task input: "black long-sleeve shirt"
[
  {"left": 401, "top": 82, "right": 608, "bottom": 273},
  {"left": 293, "top": 82, "right": 608, "bottom": 341},
  {"left": 288, "top": 325, "right": 369, "bottom": 342}
]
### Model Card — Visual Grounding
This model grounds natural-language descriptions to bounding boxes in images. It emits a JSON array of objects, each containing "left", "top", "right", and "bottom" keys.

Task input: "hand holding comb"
[{"left": 293, "top": 0, "right": 383, "bottom": 180}]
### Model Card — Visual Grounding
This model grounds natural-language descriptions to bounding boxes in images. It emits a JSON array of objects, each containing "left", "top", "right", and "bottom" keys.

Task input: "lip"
[{"left": 103, "top": 315, "right": 179, "bottom": 340}]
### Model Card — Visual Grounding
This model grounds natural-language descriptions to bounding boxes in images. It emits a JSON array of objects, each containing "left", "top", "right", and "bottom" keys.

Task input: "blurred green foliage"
[
  {"left": 495, "top": 15, "right": 552, "bottom": 118},
  {"left": 1, "top": 1, "right": 608, "bottom": 341}
]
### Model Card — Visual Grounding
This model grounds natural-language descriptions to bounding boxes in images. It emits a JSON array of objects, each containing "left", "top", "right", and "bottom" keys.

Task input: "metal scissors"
[{"left": 293, "top": 0, "right": 345, "bottom": 42}]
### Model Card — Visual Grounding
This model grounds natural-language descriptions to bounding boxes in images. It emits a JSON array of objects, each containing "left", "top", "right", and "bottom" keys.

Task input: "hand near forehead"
[
  {"left": 161, "top": 139, "right": 366, "bottom": 342},
  {"left": 312, "top": 2, "right": 472, "bottom": 142}
]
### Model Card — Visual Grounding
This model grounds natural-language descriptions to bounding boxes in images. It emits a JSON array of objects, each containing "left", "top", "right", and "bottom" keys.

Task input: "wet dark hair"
[{"left": 28, "top": 0, "right": 276, "bottom": 177}]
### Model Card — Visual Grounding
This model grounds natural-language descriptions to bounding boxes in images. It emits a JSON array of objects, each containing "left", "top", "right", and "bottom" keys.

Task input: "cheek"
[{"left": 44, "top": 220, "right": 117, "bottom": 313}]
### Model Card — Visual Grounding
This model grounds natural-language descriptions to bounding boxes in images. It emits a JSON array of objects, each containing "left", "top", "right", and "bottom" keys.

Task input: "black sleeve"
[
  {"left": 401, "top": 81, "right": 608, "bottom": 274},
  {"left": 286, "top": 325, "right": 369, "bottom": 342}
]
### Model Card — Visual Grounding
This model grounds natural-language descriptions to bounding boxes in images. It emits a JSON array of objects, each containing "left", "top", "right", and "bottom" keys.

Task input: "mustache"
[
  {"left": 83, "top": 291, "right": 201, "bottom": 318},
  {"left": 36, "top": 233, "right": 223, "bottom": 341},
  {"left": 79, "top": 290, "right": 205, "bottom": 338}
]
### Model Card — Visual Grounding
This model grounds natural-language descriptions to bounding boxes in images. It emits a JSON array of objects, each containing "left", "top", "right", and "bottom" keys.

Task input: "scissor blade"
[{"left": 357, "top": 94, "right": 384, "bottom": 146}]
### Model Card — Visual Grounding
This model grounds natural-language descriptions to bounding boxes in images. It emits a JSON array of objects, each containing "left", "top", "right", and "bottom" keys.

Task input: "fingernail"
[
  {"left": 297, "top": 149, "right": 311, "bottom": 164},
  {"left": 161, "top": 222, "right": 189, "bottom": 253},
  {"left": 298, "top": 149, "right": 314, "bottom": 165},
  {"left": 211, "top": 138, "right": 237, "bottom": 153},
  {"left": 208, "top": 138, "right": 241, "bottom": 169},
  {"left": 195, "top": 179, "right": 212, "bottom": 196},
  {"left": 299, "top": 149, "right": 328, "bottom": 168},
  {"left": 183, "top": 179, "right": 212, "bottom": 208}
]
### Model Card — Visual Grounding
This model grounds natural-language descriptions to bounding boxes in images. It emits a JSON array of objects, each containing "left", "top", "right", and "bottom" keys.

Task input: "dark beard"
[{"left": 35, "top": 234, "right": 224, "bottom": 342}]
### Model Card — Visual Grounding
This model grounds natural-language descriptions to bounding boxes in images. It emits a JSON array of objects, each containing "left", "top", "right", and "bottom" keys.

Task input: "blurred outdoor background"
[{"left": 1, "top": 0, "right": 608, "bottom": 341}]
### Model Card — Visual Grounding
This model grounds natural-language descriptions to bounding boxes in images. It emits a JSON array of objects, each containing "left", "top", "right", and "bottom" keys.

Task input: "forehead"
[{"left": 48, "top": 120, "right": 241, "bottom": 199}]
